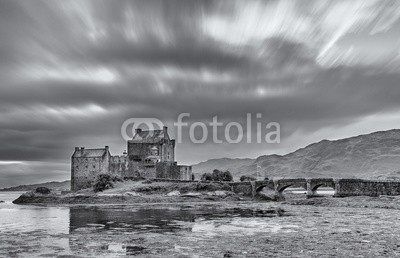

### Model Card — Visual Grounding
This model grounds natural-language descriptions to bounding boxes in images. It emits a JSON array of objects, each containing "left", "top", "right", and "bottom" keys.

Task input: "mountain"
[
  {"left": 0, "top": 180, "right": 70, "bottom": 192},
  {"left": 193, "top": 129, "right": 400, "bottom": 180},
  {"left": 192, "top": 158, "right": 255, "bottom": 179}
]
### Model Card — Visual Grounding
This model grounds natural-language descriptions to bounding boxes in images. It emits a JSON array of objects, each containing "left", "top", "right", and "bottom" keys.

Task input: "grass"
[{"left": 100, "top": 180, "right": 231, "bottom": 195}]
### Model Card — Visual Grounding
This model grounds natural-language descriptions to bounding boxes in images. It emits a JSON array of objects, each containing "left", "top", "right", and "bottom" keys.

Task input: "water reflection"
[
  {"left": 69, "top": 206, "right": 285, "bottom": 233},
  {"left": 0, "top": 192, "right": 289, "bottom": 257},
  {"left": 69, "top": 206, "right": 196, "bottom": 233},
  {"left": 67, "top": 205, "right": 288, "bottom": 255}
]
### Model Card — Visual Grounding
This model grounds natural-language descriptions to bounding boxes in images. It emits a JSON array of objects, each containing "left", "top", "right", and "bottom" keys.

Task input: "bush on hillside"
[
  {"left": 201, "top": 170, "right": 233, "bottom": 182},
  {"left": 201, "top": 172, "right": 213, "bottom": 181},
  {"left": 211, "top": 169, "right": 233, "bottom": 181},
  {"left": 93, "top": 174, "right": 123, "bottom": 192}
]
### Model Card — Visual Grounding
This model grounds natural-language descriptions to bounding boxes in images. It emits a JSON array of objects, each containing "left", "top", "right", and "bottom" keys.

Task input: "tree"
[
  {"left": 222, "top": 171, "right": 233, "bottom": 181},
  {"left": 93, "top": 174, "right": 122, "bottom": 192},
  {"left": 201, "top": 172, "right": 213, "bottom": 181},
  {"left": 212, "top": 169, "right": 224, "bottom": 181},
  {"left": 209, "top": 169, "right": 233, "bottom": 181}
]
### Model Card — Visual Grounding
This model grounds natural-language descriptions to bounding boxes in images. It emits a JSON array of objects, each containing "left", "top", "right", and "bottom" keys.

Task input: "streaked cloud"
[{"left": 1, "top": 0, "right": 400, "bottom": 187}]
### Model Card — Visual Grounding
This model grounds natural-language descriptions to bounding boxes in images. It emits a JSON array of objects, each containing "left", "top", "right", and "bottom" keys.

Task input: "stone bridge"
[{"left": 230, "top": 178, "right": 400, "bottom": 199}]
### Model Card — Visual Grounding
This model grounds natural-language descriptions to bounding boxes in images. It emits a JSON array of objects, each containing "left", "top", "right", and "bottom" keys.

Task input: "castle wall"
[
  {"left": 71, "top": 156, "right": 108, "bottom": 191},
  {"left": 156, "top": 163, "right": 192, "bottom": 180},
  {"left": 109, "top": 155, "right": 128, "bottom": 175},
  {"left": 128, "top": 143, "right": 156, "bottom": 161},
  {"left": 178, "top": 165, "right": 192, "bottom": 180},
  {"left": 160, "top": 141, "right": 175, "bottom": 162}
]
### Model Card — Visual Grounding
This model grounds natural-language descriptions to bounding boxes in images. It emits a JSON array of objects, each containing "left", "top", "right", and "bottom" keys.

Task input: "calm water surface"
[
  {"left": 1, "top": 191, "right": 399, "bottom": 257},
  {"left": 0, "top": 192, "right": 294, "bottom": 257}
]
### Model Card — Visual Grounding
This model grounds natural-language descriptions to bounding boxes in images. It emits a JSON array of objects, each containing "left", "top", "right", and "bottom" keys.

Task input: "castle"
[{"left": 71, "top": 126, "right": 192, "bottom": 191}]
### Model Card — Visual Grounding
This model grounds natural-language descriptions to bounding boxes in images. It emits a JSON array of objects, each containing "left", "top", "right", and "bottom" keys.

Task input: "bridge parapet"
[
  {"left": 229, "top": 181, "right": 254, "bottom": 196},
  {"left": 229, "top": 178, "right": 400, "bottom": 199},
  {"left": 274, "top": 178, "right": 307, "bottom": 193},
  {"left": 335, "top": 179, "right": 400, "bottom": 197}
]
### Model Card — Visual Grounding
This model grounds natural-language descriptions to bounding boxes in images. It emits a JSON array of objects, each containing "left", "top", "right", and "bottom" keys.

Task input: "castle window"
[
  {"left": 131, "top": 156, "right": 142, "bottom": 162},
  {"left": 93, "top": 165, "right": 96, "bottom": 169},
  {"left": 151, "top": 146, "right": 158, "bottom": 156}
]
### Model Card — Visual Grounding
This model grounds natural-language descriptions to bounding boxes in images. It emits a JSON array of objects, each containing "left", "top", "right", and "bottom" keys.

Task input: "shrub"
[
  {"left": 93, "top": 174, "right": 122, "bottom": 192},
  {"left": 202, "top": 170, "right": 233, "bottom": 182},
  {"left": 221, "top": 171, "right": 233, "bottom": 182},
  {"left": 240, "top": 175, "right": 256, "bottom": 182},
  {"left": 212, "top": 169, "right": 233, "bottom": 181},
  {"left": 201, "top": 172, "right": 213, "bottom": 181},
  {"left": 35, "top": 187, "right": 51, "bottom": 194}
]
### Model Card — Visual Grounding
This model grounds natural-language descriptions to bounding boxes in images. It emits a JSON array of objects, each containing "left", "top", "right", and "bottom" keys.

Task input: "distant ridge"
[
  {"left": 193, "top": 129, "right": 400, "bottom": 180},
  {"left": 0, "top": 180, "right": 70, "bottom": 192},
  {"left": 192, "top": 158, "right": 254, "bottom": 178}
]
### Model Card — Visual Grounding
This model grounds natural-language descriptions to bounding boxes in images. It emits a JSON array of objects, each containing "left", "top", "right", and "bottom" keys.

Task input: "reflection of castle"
[
  {"left": 71, "top": 127, "right": 192, "bottom": 191},
  {"left": 68, "top": 206, "right": 195, "bottom": 255}
]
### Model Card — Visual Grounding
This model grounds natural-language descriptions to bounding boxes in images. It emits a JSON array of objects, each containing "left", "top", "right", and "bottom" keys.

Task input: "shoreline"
[{"left": 12, "top": 190, "right": 400, "bottom": 211}]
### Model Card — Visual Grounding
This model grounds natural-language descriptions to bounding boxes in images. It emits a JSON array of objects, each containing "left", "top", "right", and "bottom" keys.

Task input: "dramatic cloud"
[{"left": 1, "top": 0, "right": 400, "bottom": 187}]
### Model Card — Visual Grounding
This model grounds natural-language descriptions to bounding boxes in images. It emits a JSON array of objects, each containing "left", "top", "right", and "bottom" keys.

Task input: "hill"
[
  {"left": 192, "top": 158, "right": 254, "bottom": 179},
  {"left": 0, "top": 180, "right": 70, "bottom": 192},
  {"left": 193, "top": 129, "right": 400, "bottom": 180}
]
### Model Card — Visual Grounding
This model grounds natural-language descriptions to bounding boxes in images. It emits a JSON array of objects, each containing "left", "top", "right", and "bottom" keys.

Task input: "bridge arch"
[
  {"left": 307, "top": 178, "right": 336, "bottom": 197},
  {"left": 273, "top": 179, "right": 307, "bottom": 200},
  {"left": 311, "top": 183, "right": 327, "bottom": 192},
  {"left": 276, "top": 184, "right": 306, "bottom": 193}
]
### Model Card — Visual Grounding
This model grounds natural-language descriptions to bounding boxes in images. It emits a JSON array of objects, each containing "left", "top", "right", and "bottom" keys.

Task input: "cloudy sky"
[{"left": 1, "top": 0, "right": 400, "bottom": 187}]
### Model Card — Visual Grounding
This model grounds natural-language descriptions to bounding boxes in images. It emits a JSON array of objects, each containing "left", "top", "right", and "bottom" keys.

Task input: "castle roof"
[
  {"left": 129, "top": 129, "right": 169, "bottom": 143},
  {"left": 72, "top": 148, "right": 108, "bottom": 158}
]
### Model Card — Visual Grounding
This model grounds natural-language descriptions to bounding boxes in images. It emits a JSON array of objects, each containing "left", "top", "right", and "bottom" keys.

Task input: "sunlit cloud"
[
  {"left": 25, "top": 65, "right": 118, "bottom": 84},
  {"left": 44, "top": 104, "right": 107, "bottom": 117},
  {"left": 0, "top": 161, "right": 25, "bottom": 165}
]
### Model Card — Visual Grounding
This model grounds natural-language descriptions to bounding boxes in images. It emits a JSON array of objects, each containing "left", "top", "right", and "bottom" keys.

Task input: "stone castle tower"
[{"left": 71, "top": 127, "right": 192, "bottom": 191}]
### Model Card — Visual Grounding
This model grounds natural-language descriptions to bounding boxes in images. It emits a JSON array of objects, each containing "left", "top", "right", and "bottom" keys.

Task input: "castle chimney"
[
  {"left": 80, "top": 147, "right": 85, "bottom": 150},
  {"left": 135, "top": 128, "right": 142, "bottom": 134},
  {"left": 163, "top": 126, "right": 168, "bottom": 133},
  {"left": 75, "top": 147, "right": 79, "bottom": 151},
  {"left": 105, "top": 146, "right": 109, "bottom": 152}
]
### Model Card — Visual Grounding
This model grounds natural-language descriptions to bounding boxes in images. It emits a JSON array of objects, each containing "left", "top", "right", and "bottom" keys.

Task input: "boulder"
[
  {"left": 215, "top": 190, "right": 228, "bottom": 197},
  {"left": 166, "top": 190, "right": 180, "bottom": 196},
  {"left": 181, "top": 192, "right": 202, "bottom": 197},
  {"left": 125, "top": 192, "right": 142, "bottom": 197}
]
